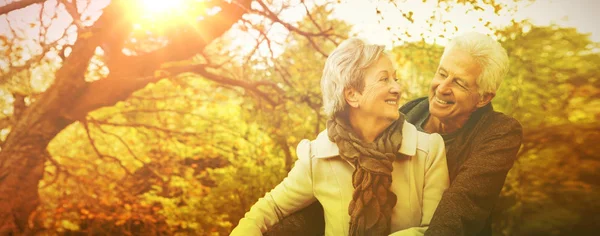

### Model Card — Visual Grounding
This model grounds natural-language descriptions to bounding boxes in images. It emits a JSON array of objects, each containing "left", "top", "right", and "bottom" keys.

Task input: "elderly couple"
[{"left": 230, "top": 32, "right": 523, "bottom": 236}]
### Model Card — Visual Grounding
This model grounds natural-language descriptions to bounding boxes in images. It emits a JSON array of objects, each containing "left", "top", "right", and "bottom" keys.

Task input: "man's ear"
[
  {"left": 344, "top": 88, "right": 360, "bottom": 108},
  {"left": 476, "top": 92, "right": 495, "bottom": 108}
]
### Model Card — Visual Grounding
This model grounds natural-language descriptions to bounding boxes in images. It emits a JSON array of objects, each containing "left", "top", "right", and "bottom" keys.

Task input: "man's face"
[{"left": 428, "top": 47, "right": 486, "bottom": 124}]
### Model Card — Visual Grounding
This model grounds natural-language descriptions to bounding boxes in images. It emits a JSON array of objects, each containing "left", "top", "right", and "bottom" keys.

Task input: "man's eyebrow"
[
  {"left": 439, "top": 67, "right": 468, "bottom": 85},
  {"left": 453, "top": 76, "right": 469, "bottom": 86}
]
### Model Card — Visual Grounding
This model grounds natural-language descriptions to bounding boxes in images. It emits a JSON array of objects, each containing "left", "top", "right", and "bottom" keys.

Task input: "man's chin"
[{"left": 429, "top": 107, "right": 449, "bottom": 119}]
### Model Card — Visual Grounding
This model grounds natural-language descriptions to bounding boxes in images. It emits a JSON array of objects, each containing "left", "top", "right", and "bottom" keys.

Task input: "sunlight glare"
[
  {"left": 130, "top": 0, "right": 206, "bottom": 31},
  {"left": 141, "top": 0, "right": 186, "bottom": 16}
]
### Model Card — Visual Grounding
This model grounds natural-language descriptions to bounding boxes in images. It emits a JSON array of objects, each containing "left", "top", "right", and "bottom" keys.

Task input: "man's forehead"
[{"left": 439, "top": 51, "right": 481, "bottom": 79}]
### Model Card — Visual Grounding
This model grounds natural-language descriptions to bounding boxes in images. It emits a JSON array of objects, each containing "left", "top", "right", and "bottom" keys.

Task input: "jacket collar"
[{"left": 312, "top": 120, "right": 418, "bottom": 159}]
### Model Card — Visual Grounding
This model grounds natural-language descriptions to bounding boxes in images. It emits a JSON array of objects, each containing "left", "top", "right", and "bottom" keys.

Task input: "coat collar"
[{"left": 312, "top": 120, "right": 418, "bottom": 159}]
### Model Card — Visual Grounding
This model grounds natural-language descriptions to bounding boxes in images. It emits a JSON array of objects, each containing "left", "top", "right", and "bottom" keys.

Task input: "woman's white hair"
[
  {"left": 445, "top": 32, "right": 509, "bottom": 95},
  {"left": 321, "top": 38, "right": 386, "bottom": 118}
]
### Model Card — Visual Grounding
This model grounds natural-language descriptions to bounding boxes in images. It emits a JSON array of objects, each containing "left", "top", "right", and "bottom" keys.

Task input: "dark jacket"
[{"left": 400, "top": 97, "right": 523, "bottom": 236}]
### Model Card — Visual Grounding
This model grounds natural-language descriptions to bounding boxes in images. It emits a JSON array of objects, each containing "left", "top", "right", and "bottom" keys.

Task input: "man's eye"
[
  {"left": 381, "top": 77, "right": 389, "bottom": 82},
  {"left": 454, "top": 80, "right": 467, "bottom": 89},
  {"left": 438, "top": 72, "right": 447, "bottom": 77}
]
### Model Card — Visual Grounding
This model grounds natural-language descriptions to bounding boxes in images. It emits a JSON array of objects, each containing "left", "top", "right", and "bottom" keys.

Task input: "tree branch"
[
  {"left": 91, "top": 121, "right": 144, "bottom": 165},
  {"left": 0, "top": 0, "right": 47, "bottom": 16},
  {"left": 182, "top": 64, "right": 282, "bottom": 106},
  {"left": 89, "top": 118, "right": 205, "bottom": 137},
  {"left": 81, "top": 119, "right": 132, "bottom": 175},
  {"left": 58, "top": 0, "right": 84, "bottom": 29},
  {"left": 11, "top": 93, "right": 26, "bottom": 123},
  {"left": 39, "top": 155, "right": 65, "bottom": 189},
  {"left": 63, "top": 0, "right": 253, "bottom": 120}
]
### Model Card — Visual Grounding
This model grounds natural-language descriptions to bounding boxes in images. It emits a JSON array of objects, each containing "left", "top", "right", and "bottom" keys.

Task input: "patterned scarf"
[{"left": 326, "top": 115, "right": 405, "bottom": 236}]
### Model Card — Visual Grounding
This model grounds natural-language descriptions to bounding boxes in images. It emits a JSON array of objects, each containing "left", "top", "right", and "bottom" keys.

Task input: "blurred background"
[{"left": 0, "top": 0, "right": 598, "bottom": 235}]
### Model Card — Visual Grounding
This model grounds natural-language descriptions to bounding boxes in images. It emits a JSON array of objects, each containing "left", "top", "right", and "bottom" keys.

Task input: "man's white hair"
[
  {"left": 445, "top": 32, "right": 510, "bottom": 95},
  {"left": 321, "top": 38, "right": 386, "bottom": 118}
]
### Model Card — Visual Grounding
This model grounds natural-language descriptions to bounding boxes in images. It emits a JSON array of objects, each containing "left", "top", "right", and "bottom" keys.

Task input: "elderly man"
[
  {"left": 399, "top": 31, "right": 522, "bottom": 236},
  {"left": 261, "top": 32, "right": 522, "bottom": 236}
]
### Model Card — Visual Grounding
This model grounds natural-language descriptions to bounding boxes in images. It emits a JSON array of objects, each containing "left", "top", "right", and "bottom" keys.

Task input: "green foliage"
[
  {"left": 490, "top": 23, "right": 600, "bottom": 236},
  {"left": 390, "top": 41, "right": 444, "bottom": 102},
  {"left": 494, "top": 23, "right": 600, "bottom": 125}
]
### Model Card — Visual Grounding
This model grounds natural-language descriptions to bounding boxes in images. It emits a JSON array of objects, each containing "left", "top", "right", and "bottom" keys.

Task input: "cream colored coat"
[{"left": 230, "top": 121, "right": 449, "bottom": 236}]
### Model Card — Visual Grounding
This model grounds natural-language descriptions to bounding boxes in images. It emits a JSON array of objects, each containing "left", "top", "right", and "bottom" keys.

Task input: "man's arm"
[{"left": 424, "top": 117, "right": 523, "bottom": 236}]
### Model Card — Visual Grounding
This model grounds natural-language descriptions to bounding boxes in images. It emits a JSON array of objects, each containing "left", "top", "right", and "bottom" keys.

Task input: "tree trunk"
[
  {"left": 276, "top": 136, "right": 294, "bottom": 172},
  {"left": 0, "top": 117, "right": 71, "bottom": 234},
  {"left": 0, "top": 0, "right": 250, "bottom": 233}
]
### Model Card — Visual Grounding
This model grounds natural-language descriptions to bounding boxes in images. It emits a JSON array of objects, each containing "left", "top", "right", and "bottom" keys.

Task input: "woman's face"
[{"left": 352, "top": 55, "right": 401, "bottom": 122}]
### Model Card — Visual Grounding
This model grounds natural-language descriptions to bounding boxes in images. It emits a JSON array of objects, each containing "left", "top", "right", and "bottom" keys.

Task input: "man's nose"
[{"left": 437, "top": 75, "right": 453, "bottom": 94}]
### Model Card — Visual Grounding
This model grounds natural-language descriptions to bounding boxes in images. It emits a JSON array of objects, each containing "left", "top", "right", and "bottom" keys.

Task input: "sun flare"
[
  {"left": 141, "top": 0, "right": 186, "bottom": 15},
  {"left": 129, "top": 0, "right": 206, "bottom": 30}
]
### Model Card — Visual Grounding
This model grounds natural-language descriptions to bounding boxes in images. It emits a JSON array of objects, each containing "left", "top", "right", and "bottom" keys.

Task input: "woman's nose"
[{"left": 390, "top": 81, "right": 401, "bottom": 94}]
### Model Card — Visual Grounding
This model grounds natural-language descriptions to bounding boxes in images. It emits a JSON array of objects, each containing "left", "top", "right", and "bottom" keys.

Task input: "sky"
[
  {"left": 0, "top": 0, "right": 598, "bottom": 64},
  {"left": 220, "top": 0, "right": 599, "bottom": 59},
  {"left": 332, "top": 0, "right": 599, "bottom": 48},
  {"left": 1, "top": 0, "right": 598, "bottom": 46}
]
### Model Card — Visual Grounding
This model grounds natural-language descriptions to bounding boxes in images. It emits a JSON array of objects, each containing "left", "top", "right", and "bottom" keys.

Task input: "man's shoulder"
[
  {"left": 399, "top": 97, "right": 428, "bottom": 113},
  {"left": 468, "top": 107, "right": 523, "bottom": 142},
  {"left": 481, "top": 109, "right": 522, "bottom": 131},
  {"left": 399, "top": 97, "right": 429, "bottom": 124}
]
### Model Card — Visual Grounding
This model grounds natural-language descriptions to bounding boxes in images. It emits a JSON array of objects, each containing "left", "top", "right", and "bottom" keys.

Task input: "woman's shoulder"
[
  {"left": 400, "top": 120, "right": 444, "bottom": 157},
  {"left": 296, "top": 129, "right": 340, "bottom": 161}
]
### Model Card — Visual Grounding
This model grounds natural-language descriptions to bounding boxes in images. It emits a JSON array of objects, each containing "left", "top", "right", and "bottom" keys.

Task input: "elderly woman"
[{"left": 230, "top": 38, "right": 449, "bottom": 236}]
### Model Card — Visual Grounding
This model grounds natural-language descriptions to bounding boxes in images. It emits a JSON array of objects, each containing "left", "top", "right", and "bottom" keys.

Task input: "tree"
[
  {"left": 491, "top": 23, "right": 600, "bottom": 236},
  {"left": 0, "top": 0, "right": 338, "bottom": 233}
]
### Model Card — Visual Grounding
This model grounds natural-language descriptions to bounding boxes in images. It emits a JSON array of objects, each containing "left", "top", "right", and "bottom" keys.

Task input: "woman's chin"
[{"left": 379, "top": 114, "right": 399, "bottom": 124}]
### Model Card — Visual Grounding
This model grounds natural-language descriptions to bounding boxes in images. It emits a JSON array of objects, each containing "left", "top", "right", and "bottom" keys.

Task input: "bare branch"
[
  {"left": 81, "top": 119, "right": 132, "bottom": 175},
  {"left": 39, "top": 155, "right": 65, "bottom": 189},
  {"left": 301, "top": 0, "right": 323, "bottom": 32},
  {"left": 178, "top": 64, "right": 282, "bottom": 106},
  {"left": 129, "top": 94, "right": 196, "bottom": 101},
  {"left": 239, "top": 18, "right": 271, "bottom": 63},
  {"left": 89, "top": 118, "right": 205, "bottom": 137},
  {"left": 255, "top": 0, "right": 334, "bottom": 37},
  {"left": 91, "top": 122, "right": 144, "bottom": 164},
  {"left": 97, "top": 108, "right": 211, "bottom": 122},
  {"left": 58, "top": 0, "right": 84, "bottom": 29},
  {"left": 253, "top": 1, "right": 331, "bottom": 57},
  {"left": 0, "top": 0, "right": 47, "bottom": 16}
]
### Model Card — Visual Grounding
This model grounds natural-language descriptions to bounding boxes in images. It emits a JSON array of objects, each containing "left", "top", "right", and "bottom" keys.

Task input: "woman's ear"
[
  {"left": 344, "top": 88, "right": 360, "bottom": 108},
  {"left": 476, "top": 92, "right": 495, "bottom": 108}
]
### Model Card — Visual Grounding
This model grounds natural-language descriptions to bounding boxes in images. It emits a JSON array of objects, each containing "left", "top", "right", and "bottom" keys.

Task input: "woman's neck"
[{"left": 347, "top": 113, "right": 391, "bottom": 143}]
